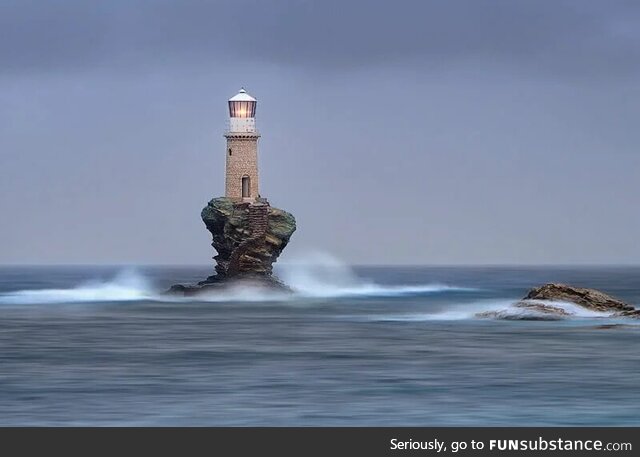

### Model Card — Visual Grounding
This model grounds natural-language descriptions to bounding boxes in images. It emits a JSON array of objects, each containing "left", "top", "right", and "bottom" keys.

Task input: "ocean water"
[{"left": 0, "top": 260, "right": 639, "bottom": 425}]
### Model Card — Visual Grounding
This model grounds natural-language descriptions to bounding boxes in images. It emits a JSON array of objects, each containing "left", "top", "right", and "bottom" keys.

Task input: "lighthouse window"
[
  {"left": 242, "top": 176, "right": 250, "bottom": 198},
  {"left": 228, "top": 148, "right": 232, "bottom": 156}
]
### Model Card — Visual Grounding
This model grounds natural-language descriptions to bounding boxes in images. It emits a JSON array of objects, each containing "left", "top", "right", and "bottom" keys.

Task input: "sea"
[{"left": 0, "top": 258, "right": 639, "bottom": 425}]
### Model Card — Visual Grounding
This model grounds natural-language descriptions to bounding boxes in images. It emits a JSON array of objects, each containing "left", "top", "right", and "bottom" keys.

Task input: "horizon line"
[{"left": 1, "top": 263, "right": 640, "bottom": 268}]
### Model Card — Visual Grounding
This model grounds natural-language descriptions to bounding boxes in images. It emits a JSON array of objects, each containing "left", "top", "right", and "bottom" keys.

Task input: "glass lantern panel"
[{"left": 229, "top": 101, "right": 256, "bottom": 118}]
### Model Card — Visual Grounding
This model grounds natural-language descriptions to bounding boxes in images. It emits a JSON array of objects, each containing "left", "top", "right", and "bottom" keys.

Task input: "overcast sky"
[{"left": 1, "top": 0, "right": 639, "bottom": 265}]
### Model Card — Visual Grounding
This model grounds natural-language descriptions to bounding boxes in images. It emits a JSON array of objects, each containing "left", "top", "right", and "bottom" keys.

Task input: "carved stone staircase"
[
  {"left": 247, "top": 203, "right": 269, "bottom": 237},
  {"left": 226, "top": 203, "right": 270, "bottom": 276}
]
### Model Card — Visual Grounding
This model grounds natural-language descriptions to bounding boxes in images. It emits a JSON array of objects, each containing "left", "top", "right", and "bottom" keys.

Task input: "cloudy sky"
[{"left": 1, "top": 0, "right": 639, "bottom": 265}]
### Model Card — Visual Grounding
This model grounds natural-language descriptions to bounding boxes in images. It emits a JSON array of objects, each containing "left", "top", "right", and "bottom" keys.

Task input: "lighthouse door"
[{"left": 242, "top": 176, "right": 251, "bottom": 198}]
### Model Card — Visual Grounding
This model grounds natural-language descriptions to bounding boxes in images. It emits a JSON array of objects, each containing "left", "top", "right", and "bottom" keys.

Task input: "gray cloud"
[
  {"left": 1, "top": 0, "right": 639, "bottom": 78},
  {"left": 1, "top": 0, "right": 639, "bottom": 265}
]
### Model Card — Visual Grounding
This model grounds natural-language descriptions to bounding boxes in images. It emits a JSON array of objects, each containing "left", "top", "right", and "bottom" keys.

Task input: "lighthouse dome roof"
[{"left": 229, "top": 88, "right": 256, "bottom": 102}]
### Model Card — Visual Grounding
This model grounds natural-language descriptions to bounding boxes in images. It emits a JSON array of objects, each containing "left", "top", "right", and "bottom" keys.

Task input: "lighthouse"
[
  {"left": 224, "top": 88, "right": 260, "bottom": 201},
  {"left": 169, "top": 87, "right": 296, "bottom": 292}
]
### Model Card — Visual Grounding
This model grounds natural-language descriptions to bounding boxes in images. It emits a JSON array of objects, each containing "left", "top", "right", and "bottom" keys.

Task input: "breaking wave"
[
  {"left": 275, "top": 252, "right": 473, "bottom": 298},
  {"left": 367, "top": 300, "right": 514, "bottom": 322},
  {"left": 0, "top": 269, "right": 153, "bottom": 305},
  {"left": 0, "top": 253, "right": 473, "bottom": 305},
  {"left": 474, "top": 299, "right": 615, "bottom": 321},
  {"left": 367, "top": 299, "right": 621, "bottom": 322}
]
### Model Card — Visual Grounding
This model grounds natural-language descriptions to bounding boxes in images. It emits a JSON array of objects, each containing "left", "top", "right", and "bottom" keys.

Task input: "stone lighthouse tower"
[{"left": 224, "top": 88, "right": 260, "bottom": 201}]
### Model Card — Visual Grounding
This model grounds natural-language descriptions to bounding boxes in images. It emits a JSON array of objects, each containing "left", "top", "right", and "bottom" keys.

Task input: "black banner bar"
[{"left": 0, "top": 427, "right": 637, "bottom": 457}]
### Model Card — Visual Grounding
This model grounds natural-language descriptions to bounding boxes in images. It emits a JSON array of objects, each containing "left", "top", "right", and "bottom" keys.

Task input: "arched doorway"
[{"left": 242, "top": 176, "right": 250, "bottom": 198}]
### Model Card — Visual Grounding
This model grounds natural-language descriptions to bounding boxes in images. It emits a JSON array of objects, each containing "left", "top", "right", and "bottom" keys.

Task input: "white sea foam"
[
  {"left": 479, "top": 299, "right": 613, "bottom": 320},
  {"left": 368, "top": 300, "right": 515, "bottom": 322},
  {"left": 0, "top": 269, "right": 153, "bottom": 305},
  {"left": 3, "top": 254, "right": 629, "bottom": 322},
  {"left": 0, "top": 253, "right": 470, "bottom": 305},
  {"left": 275, "top": 252, "right": 471, "bottom": 298},
  {"left": 537, "top": 300, "right": 612, "bottom": 318},
  {"left": 190, "top": 252, "right": 470, "bottom": 302},
  {"left": 364, "top": 298, "right": 624, "bottom": 322}
]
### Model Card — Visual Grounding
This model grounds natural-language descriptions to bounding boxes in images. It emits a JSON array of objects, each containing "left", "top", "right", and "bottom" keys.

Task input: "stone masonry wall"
[{"left": 224, "top": 133, "right": 260, "bottom": 200}]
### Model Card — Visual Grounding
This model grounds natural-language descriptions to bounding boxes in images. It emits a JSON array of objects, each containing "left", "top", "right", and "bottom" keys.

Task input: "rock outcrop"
[
  {"left": 523, "top": 283, "right": 635, "bottom": 313},
  {"left": 169, "top": 197, "right": 296, "bottom": 295},
  {"left": 477, "top": 283, "right": 640, "bottom": 320}
]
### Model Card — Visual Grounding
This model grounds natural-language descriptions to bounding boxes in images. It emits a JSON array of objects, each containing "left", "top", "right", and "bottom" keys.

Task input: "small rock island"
[
  {"left": 478, "top": 283, "right": 640, "bottom": 320},
  {"left": 170, "top": 88, "right": 296, "bottom": 295}
]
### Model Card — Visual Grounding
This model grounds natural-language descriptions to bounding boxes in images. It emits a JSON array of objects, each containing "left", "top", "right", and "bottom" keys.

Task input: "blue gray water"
[{"left": 0, "top": 263, "right": 638, "bottom": 425}]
